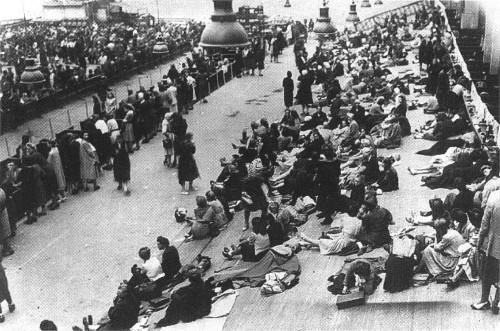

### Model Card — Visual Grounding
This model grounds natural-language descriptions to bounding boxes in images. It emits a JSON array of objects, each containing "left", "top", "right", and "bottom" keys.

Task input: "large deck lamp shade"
[
  {"left": 375, "top": 0, "right": 383, "bottom": 5},
  {"left": 20, "top": 58, "right": 45, "bottom": 85},
  {"left": 284, "top": 0, "right": 291, "bottom": 7},
  {"left": 346, "top": 1, "right": 360, "bottom": 23},
  {"left": 361, "top": 0, "right": 372, "bottom": 8},
  {"left": 199, "top": 0, "right": 250, "bottom": 49},
  {"left": 152, "top": 40, "right": 169, "bottom": 54},
  {"left": 313, "top": 6, "right": 336, "bottom": 39}
]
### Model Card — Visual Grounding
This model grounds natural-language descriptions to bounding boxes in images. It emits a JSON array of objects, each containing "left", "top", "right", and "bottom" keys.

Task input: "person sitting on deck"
[
  {"left": 374, "top": 157, "right": 399, "bottom": 192},
  {"left": 356, "top": 194, "right": 394, "bottom": 255},
  {"left": 138, "top": 247, "right": 163, "bottom": 281},
  {"left": 340, "top": 259, "right": 382, "bottom": 295},
  {"left": 300, "top": 204, "right": 362, "bottom": 255},
  {"left": 222, "top": 217, "right": 270, "bottom": 262},
  {"left": 107, "top": 281, "right": 140, "bottom": 330}
]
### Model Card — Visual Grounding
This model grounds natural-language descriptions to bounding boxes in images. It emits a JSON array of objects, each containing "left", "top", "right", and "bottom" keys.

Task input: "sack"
[
  {"left": 136, "top": 281, "right": 160, "bottom": 300},
  {"left": 174, "top": 207, "right": 188, "bottom": 223},
  {"left": 392, "top": 236, "right": 416, "bottom": 257},
  {"left": 383, "top": 254, "right": 414, "bottom": 293},
  {"left": 241, "top": 191, "right": 253, "bottom": 206}
]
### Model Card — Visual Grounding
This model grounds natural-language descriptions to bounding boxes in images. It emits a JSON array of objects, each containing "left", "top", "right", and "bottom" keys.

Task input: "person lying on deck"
[{"left": 155, "top": 268, "right": 214, "bottom": 328}]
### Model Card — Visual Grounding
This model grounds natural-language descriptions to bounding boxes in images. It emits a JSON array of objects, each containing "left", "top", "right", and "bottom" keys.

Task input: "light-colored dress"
[
  {"left": 79, "top": 139, "right": 99, "bottom": 181},
  {"left": 47, "top": 147, "right": 66, "bottom": 191},
  {"left": 319, "top": 215, "right": 362, "bottom": 255},
  {"left": 422, "top": 229, "right": 465, "bottom": 276},
  {"left": 0, "top": 189, "right": 11, "bottom": 242}
]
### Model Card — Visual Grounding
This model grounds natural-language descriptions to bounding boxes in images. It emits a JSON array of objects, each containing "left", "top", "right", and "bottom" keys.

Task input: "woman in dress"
[
  {"left": 296, "top": 69, "right": 313, "bottom": 115},
  {"left": 161, "top": 113, "right": 175, "bottom": 167},
  {"left": 79, "top": 133, "right": 100, "bottom": 192},
  {"left": 415, "top": 218, "right": 465, "bottom": 276},
  {"left": 113, "top": 137, "right": 131, "bottom": 195},
  {"left": 0, "top": 255, "right": 15, "bottom": 323},
  {"left": 105, "top": 91, "right": 117, "bottom": 116},
  {"left": 282, "top": 71, "right": 294, "bottom": 110},
  {"left": 0, "top": 189, "right": 14, "bottom": 257},
  {"left": 47, "top": 141, "right": 67, "bottom": 202},
  {"left": 300, "top": 205, "right": 362, "bottom": 255},
  {"left": 184, "top": 196, "right": 211, "bottom": 240},
  {"left": 122, "top": 110, "right": 135, "bottom": 153},
  {"left": 177, "top": 133, "right": 199, "bottom": 194}
]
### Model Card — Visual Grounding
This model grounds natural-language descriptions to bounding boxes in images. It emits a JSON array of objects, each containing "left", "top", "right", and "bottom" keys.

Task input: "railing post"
[
  {"left": 85, "top": 101, "right": 89, "bottom": 118},
  {"left": 49, "top": 118, "right": 54, "bottom": 139},
  {"left": 5, "top": 137, "right": 10, "bottom": 157},
  {"left": 216, "top": 72, "right": 220, "bottom": 90},
  {"left": 67, "top": 109, "right": 72, "bottom": 127}
]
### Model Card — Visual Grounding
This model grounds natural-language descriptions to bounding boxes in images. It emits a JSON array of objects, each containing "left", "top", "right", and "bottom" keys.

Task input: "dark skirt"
[
  {"left": 178, "top": 156, "right": 199, "bottom": 183},
  {"left": 113, "top": 150, "right": 131, "bottom": 182},
  {"left": 240, "top": 242, "right": 267, "bottom": 262}
]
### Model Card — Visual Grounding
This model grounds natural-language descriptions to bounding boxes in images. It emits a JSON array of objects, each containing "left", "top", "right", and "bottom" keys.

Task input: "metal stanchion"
[
  {"left": 85, "top": 101, "right": 89, "bottom": 118},
  {"left": 5, "top": 138, "right": 10, "bottom": 157},
  {"left": 67, "top": 109, "right": 72, "bottom": 127},
  {"left": 49, "top": 118, "right": 54, "bottom": 139},
  {"left": 216, "top": 72, "right": 220, "bottom": 90}
]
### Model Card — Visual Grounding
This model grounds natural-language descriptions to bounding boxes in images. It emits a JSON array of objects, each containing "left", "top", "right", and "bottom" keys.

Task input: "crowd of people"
[
  {"left": 0, "top": 2, "right": 499, "bottom": 329},
  {"left": 0, "top": 18, "right": 204, "bottom": 125}
]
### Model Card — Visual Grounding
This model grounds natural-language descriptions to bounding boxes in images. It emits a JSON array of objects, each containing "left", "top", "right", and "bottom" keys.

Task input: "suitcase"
[{"left": 336, "top": 290, "right": 366, "bottom": 310}]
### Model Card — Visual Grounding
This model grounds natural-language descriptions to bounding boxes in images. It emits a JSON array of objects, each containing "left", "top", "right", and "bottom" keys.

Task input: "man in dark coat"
[
  {"left": 316, "top": 149, "right": 341, "bottom": 225},
  {"left": 282, "top": 71, "right": 294, "bottom": 109},
  {"left": 156, "top": 236, "right": 182, "bottom": 282}
]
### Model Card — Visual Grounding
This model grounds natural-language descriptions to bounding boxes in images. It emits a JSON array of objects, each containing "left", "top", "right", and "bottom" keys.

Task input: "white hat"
[{"left": 301, "top": 69, "right": 308, "bottom": 75}]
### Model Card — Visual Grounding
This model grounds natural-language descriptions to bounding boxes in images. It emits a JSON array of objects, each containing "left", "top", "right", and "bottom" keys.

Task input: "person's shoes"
[
  {"left": 242, "top": 226, "right": 249, "bottom": 231},
  {"left": 320, "top": 217, "right": 333, "bottom": 225},
  {"left": 471, "top": 302, "right": 490, "bottom": 310},
  {"left": 365, "top": 246, "right": 374, "bottom": 254},
  {"left": 117, "top": 185, "right": 123, "bottom": 191},
  {"left": 124, "top": 190, "right": 131, "bottom": 196},
  {"left": 94, "top": 185, "right": 100, "bottom": 191},
  {"left": 231, "top": 143, "right": 238, "bottom": 149},
  {"left": 8, "top": 304, "right": 15, "bottom": 313},
  {"left": 492, "top": 304, "right": 499, "bottom": 315},
  {"left": 357, "top": 246, "right": 367, "bottom": 256},
  {"left": 407, "top": 167, "right": 415, "bottom": 175},
  {"left": 446, "top": 279, "right": 459, "bottom": 290},
  {"left": 181, "top": 191, "right": 189, "bottom": 195},
  {"left": 420, "top": 210, "right": 432, "bottom": 217},
  {"left": 222, "top": 250, "right": 232, "bottom": 260},
  {"left": 316, "top": 211, "right": 326, "bottom": 218},
  {"left": 2, "top": 249, "right": 14, "bottom": 257},
  {"left": 0, "top": 314, "right": 4, "bottom": 323},
  {"left": 25, "top": 216, "right": 37, "bottom": 224}
]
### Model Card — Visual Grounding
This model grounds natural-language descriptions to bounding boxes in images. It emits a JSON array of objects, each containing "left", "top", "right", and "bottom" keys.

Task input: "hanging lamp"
[
  {"left": 199, "top": 0, "right": 250, "bottom": 49},
  {"left": 361, "top": 0, "right": 372, "bottom": 8},
  {"left": 313, "top": 4, "right": 336, "bottom": 39}
]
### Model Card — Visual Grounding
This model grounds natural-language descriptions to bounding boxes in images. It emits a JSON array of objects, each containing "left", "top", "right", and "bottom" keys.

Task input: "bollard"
[
  {"left": 5, "top": 137, "right": 10, "bottom": 157},
  {"left": 49, "top": 118, "right": 54, "bottom": 139},
  {"left": 67, "top": 109, "right": 72, "bottom": 127}
]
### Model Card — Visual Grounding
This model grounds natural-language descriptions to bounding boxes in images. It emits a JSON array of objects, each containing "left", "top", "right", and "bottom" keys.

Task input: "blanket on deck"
[
  {"left": 213, "top": 250, "right": 301, "bottom": 287},
  {"left": 155, "top": 290, "right": 238, "bottom": 331}
]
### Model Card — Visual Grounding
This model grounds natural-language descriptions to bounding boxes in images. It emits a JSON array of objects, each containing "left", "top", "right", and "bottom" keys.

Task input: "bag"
[
  {"left": 241, "top": 191, "right": 253, "bottom": 206},
  {"left": 383, "top": 254, "right": 414, "bottom": 293},
  {"left": 162, "top": 134, "right": 173, "bottom": 149},
  {"left": 336, "top": 291, "right": 366, "bottom": 309},
  {"left": 209, "top": 222, "right": 220, "bottom": 238}
]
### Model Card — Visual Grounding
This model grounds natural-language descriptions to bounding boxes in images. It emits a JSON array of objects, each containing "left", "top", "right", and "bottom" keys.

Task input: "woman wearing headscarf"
[{"left": 177, "top": 132, "right": 199, "bottom": 194}]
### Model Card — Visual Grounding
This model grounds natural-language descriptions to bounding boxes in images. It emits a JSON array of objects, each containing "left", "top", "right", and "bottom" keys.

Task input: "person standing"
[
  {"left": 472, "top": 190, "right": 500, "bottom": 313},
  {"left": 171, "top": 112, "right": 188, "bottom": 168},
  {"left": 282, "top": 71, "right": 294, "bottom": 110},
  {"left": 0, "top": 189, "right": 13, "bottom": 257},
  {"left": 166, "top": 79, "right": 178, "bottom": 114},
  {"left": 0, "top": 255, "right": 15, "bottom": 323},
  {"left": 47, "top": 141, "right": 67, "bottom": 202},
  {"left": 78, "top": 134, "right": 100, "bottom": 192},
  {"left": 113, "top": 138, "right": 131, "bottom": 196},
  {"left": 178, "top": 133, "right": 200, "bottom": 195}
]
